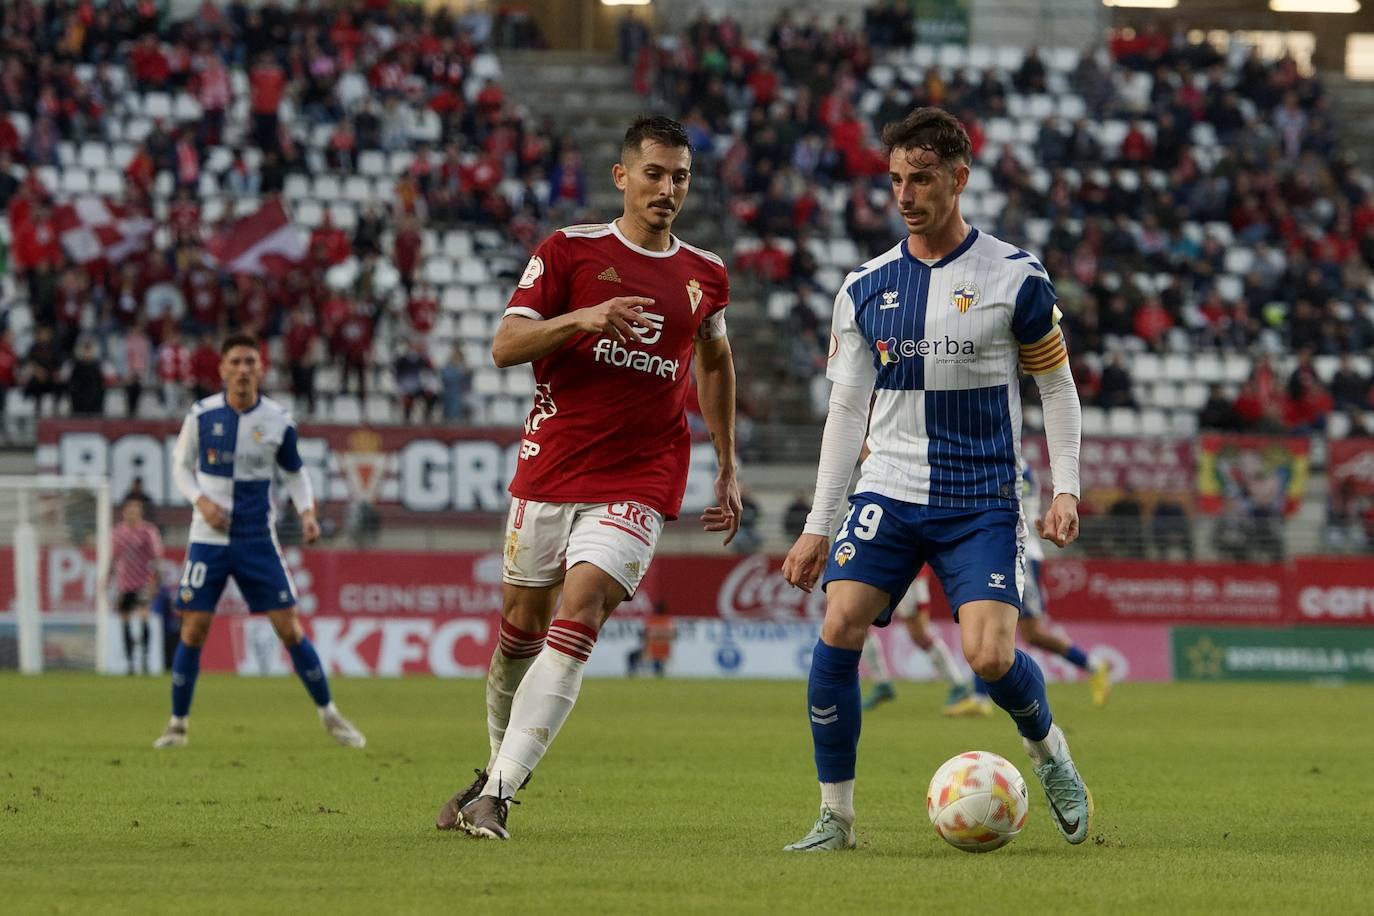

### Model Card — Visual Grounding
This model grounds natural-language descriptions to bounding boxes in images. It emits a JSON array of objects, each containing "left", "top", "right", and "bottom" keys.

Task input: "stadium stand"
[{"left": 0, "top": 2, "right": 1372, "bottom": 452}]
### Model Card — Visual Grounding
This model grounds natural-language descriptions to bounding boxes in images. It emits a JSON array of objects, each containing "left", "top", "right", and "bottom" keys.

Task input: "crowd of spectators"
[
  {"left": 0, "top": 0, "right": 567, "bottom": 428},
  {"left": 635, "top": 9, "right": 1374, "bottom": 436}
]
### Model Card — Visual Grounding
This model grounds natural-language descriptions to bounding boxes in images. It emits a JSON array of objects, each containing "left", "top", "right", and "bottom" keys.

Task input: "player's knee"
[
  {"left": 180, "top": 619, "right": 211, "bottom": 647},
  {"left": 820, "top": 614, "right": 868, "bottom": 651},
  {"left": 966, "top": 644, "right": 1014, "bottom": 681}
]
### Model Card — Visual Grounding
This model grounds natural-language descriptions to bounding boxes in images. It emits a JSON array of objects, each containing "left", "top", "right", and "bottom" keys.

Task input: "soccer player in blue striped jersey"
[
  {"left": 781, "top": 108, "right": 1092, "bottom": 850},
  {"left": 152, "top": 333, "right": 365, "bottom": 750}
]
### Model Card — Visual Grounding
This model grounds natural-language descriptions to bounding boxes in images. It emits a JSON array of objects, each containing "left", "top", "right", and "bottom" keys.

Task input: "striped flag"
[{"left": 206, "top": 197, "right": 308, "bottom": 277}]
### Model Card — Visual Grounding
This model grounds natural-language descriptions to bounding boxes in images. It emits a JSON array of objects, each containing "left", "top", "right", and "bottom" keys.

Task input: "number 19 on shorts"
[{"left": 837, "top": 503, "right": 884, "bottom": 541}]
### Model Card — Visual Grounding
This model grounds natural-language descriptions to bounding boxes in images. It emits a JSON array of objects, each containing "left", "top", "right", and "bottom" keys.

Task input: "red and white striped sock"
[
  {"left": 482, "top": 619, "right": 597, "bottom": 797},
  {"left": 484, "top": 620, "right": 547, "bottom": 771}
]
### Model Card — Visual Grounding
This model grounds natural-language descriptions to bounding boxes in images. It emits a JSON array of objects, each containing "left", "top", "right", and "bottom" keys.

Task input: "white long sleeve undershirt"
[
  {"left": 802, "top": 382, "right": 871, "bottom": 537},
  {"left": 1034, "top": 360, "right": 1082, "bottom": 500}
]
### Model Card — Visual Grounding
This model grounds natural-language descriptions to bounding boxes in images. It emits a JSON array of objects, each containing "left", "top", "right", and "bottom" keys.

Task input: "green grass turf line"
[{"left": 1, "top": 675, "right": 1370, "bottom": 915}]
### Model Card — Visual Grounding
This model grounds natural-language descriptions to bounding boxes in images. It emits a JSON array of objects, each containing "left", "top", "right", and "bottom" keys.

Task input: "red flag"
[
  {"left": 48, "top": 197, "right": 155, "bottom": 265},
  {"left": 206, "top": 198, "right": 308, "bottom": 277}
]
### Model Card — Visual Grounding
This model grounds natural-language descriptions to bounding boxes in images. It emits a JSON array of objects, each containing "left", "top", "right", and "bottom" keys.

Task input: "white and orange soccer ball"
[{"left": 926, "top": 751, "right": 1029, "bottom": 852}]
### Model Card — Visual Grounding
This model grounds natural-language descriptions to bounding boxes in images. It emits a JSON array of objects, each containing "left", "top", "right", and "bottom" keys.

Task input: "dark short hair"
[
  {"left": 220, "top": 332, "right": 259, "bottom": 355},
  {"left": 880, "top": 107, "right": 972, "bottom": 166},
  {"left": 622, "top": 115, "right": 692, "bottom": 160}
]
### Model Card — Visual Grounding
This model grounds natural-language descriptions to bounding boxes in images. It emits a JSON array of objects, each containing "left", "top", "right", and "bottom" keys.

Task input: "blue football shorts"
[
  {"left": 820, "top": 491, "right": 1025, "bottom": 625},
  {"left": 174, "top": 538, "right": 298, "bottom": 614}
]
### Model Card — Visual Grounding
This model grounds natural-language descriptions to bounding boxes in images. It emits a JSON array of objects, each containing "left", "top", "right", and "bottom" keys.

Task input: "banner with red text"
[{"left": 1327, "top": 438, "right": 1374, "bottom": 498}]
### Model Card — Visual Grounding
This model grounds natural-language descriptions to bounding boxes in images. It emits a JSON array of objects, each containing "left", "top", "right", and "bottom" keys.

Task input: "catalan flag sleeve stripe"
[{"left": 1018, "top": 327, "right": 1069, "bottom": 374}]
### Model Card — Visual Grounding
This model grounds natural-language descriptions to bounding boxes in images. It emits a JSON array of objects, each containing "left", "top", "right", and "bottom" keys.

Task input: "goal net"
[{"left": 0, "top": 476, "right": 112, "bottom": 674}]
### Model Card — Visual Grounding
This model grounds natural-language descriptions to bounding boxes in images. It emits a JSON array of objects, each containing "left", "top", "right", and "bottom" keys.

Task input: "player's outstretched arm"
[
  {"left": 694, "top": 333, "right": 741, "bottom": 544},
  {"left": 491, "top": 297, "right": 655, "bottom": 367},
  {"left": 1028, "top": 353, "right": 1082, "bottom": 549}
]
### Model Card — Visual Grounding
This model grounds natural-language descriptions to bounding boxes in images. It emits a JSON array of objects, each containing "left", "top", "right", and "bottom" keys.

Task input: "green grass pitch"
[{"left": 2, "top": 674, "right": 1370, "bottom": 914}]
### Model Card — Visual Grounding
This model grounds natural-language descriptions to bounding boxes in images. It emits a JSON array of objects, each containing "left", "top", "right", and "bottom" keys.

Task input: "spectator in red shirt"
[
  {"left": 0, "top": 329, "right": 16, "bottom": 431},
  {"left": 1133, "top": 297, "right": 1174, "bottom": 351},
  {"left": 156, "top": 327, "right": 192, "bottom": 409},
  {"left": 336, "top": 300, "right": 376, "bottom": 400},
  {"left": 407, "top": 285, "right": 439, "bottom": 335},
  {"left": 393, "top": 216, "right": 423, "bottom": 295},
  {"left": 250, "top": 54, "right": 287, "bottom": 152},
  {"left": 130, "top": 34, "right": 169, "bottom": 88},
  {"left": 1119, "top": 120, "right": 1153, "bottom": 164},
  {"left": 283, "top": 306, "right": 319, "bottom": 416},
  {"left": 168, "top": 189, "right": 201, "bottom": 244},
  {"left": 189, "top": 333, "right": 221, "bottom": 401}
]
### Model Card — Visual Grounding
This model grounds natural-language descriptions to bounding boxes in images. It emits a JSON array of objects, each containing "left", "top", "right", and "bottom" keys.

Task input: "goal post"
[{"left": 0, "top": 475, "right": 112, "bottom": 674}]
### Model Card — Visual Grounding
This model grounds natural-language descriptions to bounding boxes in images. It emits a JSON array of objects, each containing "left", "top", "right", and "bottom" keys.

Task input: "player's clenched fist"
[
  {"left": 783, "top": 533, "right": 830, "bottom": 594},
  {"left": 575, "top": 296, "right": 656, "bottom": 344},
  {"left": 195, "top": 495, "right": 229, "bottom": 531}
]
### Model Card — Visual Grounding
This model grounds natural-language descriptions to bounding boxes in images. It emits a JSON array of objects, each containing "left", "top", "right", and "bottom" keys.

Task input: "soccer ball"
[{"left": 926, "top": 751, "right": 1029, "bottom": 853}]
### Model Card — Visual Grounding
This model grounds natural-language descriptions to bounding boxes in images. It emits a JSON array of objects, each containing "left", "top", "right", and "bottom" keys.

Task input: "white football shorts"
[{"left": 501, "top": 498, "right": 662, "bottom": 597}]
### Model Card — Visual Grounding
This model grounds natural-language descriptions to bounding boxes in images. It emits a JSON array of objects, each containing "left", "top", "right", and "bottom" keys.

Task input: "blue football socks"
[
  {"left": 808, "top": 639, "right": 863, "bottom": 783},
  {"left": 1063, "top": 644, "right": 1090, "bottom": 671},
  {"left": 170, "top": 642, "right": 202, "bottom": 717},
  {"left": 980, "top": 649, "right": 1053, "bottom": 741},
  {"left": 287, "top": 638, "right": 332, "bottom": 708}
]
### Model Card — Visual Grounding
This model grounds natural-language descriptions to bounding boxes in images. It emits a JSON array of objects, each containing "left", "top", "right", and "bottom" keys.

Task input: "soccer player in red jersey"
[{"left": 435, "top": 116, "right": 741, "bottom": 840}]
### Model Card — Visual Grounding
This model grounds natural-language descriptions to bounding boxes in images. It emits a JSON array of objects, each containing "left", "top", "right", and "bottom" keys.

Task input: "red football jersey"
[{"left": 504, "top": 221, "right": 729, "bottom": 519}]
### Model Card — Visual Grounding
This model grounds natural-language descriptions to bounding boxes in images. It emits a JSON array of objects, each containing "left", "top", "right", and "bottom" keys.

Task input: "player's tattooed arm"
[
  {"left": 491, "top": 297, "right": 655, "bottom": 367},
  {"left": 694, "top": 334, "right": 742, "bottom": 544}
]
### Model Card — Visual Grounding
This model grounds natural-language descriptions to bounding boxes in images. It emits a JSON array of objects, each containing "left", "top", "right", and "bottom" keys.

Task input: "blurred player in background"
[
  {"left": 152, "top": 333, "right": 365, "bottom": 750},
  {"left": 859, "top": 567, "right": 974, "bottom": 712},
  {"left": 434, "top": 116, "right": 741, "bottom": 840},
  {"left": 963, "top": 460, "right": 1113, "bottom": 712},
  {"left": 626, "top": 601, "right": 675, "bottom": 677},
  {"left": 782, "top": 109, "right": 1092, "bottom": 851},
  {"left": 150, "top": 560, "right": 181, "bottom": 674},
  {"left": 110, "top": 498, "right": 163, "bottom": 675}
]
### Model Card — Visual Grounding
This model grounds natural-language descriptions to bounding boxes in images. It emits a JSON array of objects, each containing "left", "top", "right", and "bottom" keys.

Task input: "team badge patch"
[
  {"left": 252, "top": 428, "right": 263, "bottom": 443},
  {"left": 952, "top": 281, "right": 980, "bottom": 313},
  {"left": 835, "top": 543, "right": 857, "bottom": 566},
  {"left": 518, "top": 255, "right": 544, "bottom": 289},
  {"left": 686, "top": 278, "right": 704, "bottom": 313}
]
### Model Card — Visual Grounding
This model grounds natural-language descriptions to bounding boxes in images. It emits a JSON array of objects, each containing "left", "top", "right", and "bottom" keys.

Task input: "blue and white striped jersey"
[
  {"left": 173, "top": 394, "right": 312, "bottom": 544},
  {"left": 827, "top": 228, "right": 1068, "bottom": 508}
]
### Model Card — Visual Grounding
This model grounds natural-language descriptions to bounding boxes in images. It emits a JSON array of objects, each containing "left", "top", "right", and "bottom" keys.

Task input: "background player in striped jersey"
[
  {"left": 781, "top": 108, "right": 1092, "bottom": 851},
  {"left": 433, "top": 116, "right": 740, "bottom": 840},
  {"left": 152, "top": 333, "right": 365, "bottom": 750},
  {"left": 110, "top": 498, "right": 163, "bottom": 675}
]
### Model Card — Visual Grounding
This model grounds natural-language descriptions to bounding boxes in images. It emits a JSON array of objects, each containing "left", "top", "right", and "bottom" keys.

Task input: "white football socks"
[
  {"left": 484, "top": 620, "right": 547, "bottom": 771},
  {"left": 482, "top": 619, "right": 596, "bottom": 797},
  {"left": 1024, "top": 723, "right": 1068, "bottom": 766},
  {"left": 820, "top": 780, "right": 855, "bottom": 823},
  {"left": 926, "top": 639, "right": 967, "bottom": 689},
  {"left": 862, "top": 633, "right": 891, "bottom": 683}
]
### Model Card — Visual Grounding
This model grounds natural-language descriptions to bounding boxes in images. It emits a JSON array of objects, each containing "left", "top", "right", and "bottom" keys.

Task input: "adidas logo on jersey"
[{"left": 598, "top": 266, "right": 622, "bottom": 283}]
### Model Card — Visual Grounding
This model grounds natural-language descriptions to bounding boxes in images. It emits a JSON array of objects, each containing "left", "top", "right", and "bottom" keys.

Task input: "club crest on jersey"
[
  {"left": 212, "top": 422, "right": 224, "bottom": 436},
  {"left": 835, "top": 542, "right": 857, "bottom": 566},
  {"left": 251, "top": 428, "right": 263, "bottom": 443},
  {"left": 686, "top": 278, "right": 704, "bottom": 314},
  {"left": 879, "top": 290, "right": 900, "bottom": 309},
  {"left": 952, "top": 281, "right": 980, "bottom": 313}
]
